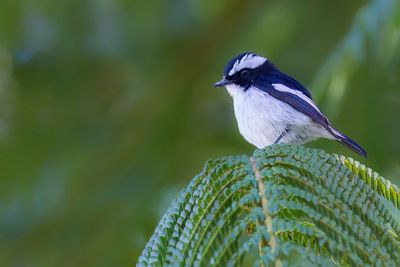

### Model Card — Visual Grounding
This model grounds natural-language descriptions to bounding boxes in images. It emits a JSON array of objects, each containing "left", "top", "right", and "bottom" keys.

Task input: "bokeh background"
[{"left": 0, "top": 0, "right": 400, "bottom": 266}]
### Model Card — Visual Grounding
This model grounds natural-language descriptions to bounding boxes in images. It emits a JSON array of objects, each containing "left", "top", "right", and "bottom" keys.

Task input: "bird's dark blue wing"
[
  {"left": 253, "top": 81, "right": 331, "bottom": 130},
  {"left": 253, "top": 65, "right": 313, "bottom": 99},
  {"left": 253, "top": 76, "right": 367, "bottom": 157},
  {"left": 265, "top": 71, "right": 313, "bottom": 99}
]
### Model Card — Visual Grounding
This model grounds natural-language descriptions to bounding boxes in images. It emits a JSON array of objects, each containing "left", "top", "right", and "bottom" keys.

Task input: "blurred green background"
[{"left": 0, "top": 0, "right": 399, "bottom": 266}]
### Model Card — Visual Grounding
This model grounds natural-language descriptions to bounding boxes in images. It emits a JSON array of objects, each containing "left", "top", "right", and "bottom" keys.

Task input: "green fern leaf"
[{"left": 137, "top": 145, "right": 400, "bottom": 267}]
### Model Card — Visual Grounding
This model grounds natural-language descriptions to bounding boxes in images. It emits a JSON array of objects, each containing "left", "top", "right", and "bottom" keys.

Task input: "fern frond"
[
  {"left": 137, "top": 145, "right": 400, "bottom": 267},
  {"left": 338, "top": 155, "right": 400, "bottom": 210}
]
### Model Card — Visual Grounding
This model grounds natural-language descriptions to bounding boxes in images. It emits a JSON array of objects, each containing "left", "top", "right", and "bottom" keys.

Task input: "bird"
[{"left": 214, "top": 52, "right": 367, "bottom": 157}]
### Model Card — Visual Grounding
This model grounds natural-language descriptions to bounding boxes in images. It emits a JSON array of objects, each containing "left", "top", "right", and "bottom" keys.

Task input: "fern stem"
[{"left": 251, "top": 157, "right": 281, "bottom": 267}]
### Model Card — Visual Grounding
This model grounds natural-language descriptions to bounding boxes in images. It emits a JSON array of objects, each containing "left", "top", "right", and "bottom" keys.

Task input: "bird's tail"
[{"left": 328, "top": 127, "right": 367, "bottom": 157}]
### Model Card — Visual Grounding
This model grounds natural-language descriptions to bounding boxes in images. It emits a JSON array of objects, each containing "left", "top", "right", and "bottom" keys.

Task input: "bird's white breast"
[{"left": 225, "top": 84, "right": 311, "bottom": 148}]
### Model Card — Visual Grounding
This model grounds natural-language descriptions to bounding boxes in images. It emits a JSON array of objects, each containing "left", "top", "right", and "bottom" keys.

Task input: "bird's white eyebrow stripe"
[
  {"left": 272, "top": 83, "right": 320, "bottom": 111},
  {"left": 228, "top": 54, "right": 267, "bottom": 76}
]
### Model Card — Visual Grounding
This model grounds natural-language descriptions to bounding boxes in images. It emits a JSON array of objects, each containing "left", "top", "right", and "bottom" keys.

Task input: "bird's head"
[{"left": 214, "top": 52, "right": 272, "bottom": 92}]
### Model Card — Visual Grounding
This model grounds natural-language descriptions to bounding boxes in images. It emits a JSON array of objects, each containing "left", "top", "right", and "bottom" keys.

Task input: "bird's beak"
[{"left": 213, "top": 78, "right": 231, "bottom": 88}]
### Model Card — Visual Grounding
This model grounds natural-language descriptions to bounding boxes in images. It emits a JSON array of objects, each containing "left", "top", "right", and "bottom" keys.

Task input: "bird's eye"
[{"left": 240, "top": 69, "right": 249, "bottom": 78}]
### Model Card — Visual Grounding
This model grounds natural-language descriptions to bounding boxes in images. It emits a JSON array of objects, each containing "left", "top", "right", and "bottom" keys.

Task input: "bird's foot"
[{"left": 273, "top": 128, "right": 290, "bottom": 144}]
